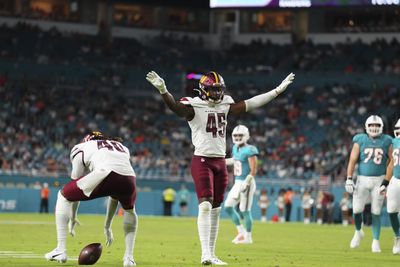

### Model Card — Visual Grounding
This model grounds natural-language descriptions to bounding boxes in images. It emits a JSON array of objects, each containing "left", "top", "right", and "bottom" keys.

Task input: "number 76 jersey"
[
  {"left": 353, "top": 133, "right": 393, "bottom": 176},
  {"left": 180, "top": 95, "right": 234, "bottom": 158}
]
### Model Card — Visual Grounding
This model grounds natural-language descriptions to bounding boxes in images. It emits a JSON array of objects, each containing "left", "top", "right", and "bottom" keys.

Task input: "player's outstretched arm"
[
  {"left": 229, "top": 73, "right": 295, "bottom": 115},
  {"left": 104, "top": 197, "right": 118, "bottom": 247},
  {"left": 146, "top": 71, "right": 194, "bottom": 120},
  {"left": 68, "top": 201, "right": 81, "bottom": 237}
]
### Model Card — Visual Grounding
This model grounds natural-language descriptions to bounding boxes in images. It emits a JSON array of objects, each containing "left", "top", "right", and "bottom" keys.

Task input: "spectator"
[
  {"left": 162, "top": 187, "right": 176, "bottom": 216},
  {"left": 178, "top": 185, "right": 190, "bottom": 216},
  {"left": 39, "top": 182, "right": 49, "bottom": 213}
]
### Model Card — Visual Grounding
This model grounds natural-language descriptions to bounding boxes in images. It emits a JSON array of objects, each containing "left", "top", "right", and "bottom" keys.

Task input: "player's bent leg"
[
  {"left": 122, "top": 208, "right": 138, "bottom": 267},
  {"left": 224, "top": 188, "right": 244, "bottom": 243},
  {"left": 198, "top": 200, "right": 213, "bottom": 265},
  {"left": 45, "top": 190, "right": 71, "bottom": 263}
]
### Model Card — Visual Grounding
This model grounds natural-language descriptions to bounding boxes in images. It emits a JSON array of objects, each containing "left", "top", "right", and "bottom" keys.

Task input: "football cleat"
[
  {"left": 232, "top": 233, "right": 244, "bottom": 244},
  {"left": 372, "top": 239, "right": 381, "bottom": 253},
  {"left": 235, "top": 236, "right": 253, "bottom": 245},
  {"left": 210, "top": 257, "right": 228, "bottom": 265},
  {"left": 123, "top": 256, "right": 137, "bottom": 267},
  {"left": 393, "top": 237, "right": 400, "bottom": 254},
  {"left": 45, "top": 248, "right": 67, "bottom": 263},
  {"left": 350, "top": 229, "right": 364, "bottom": 248},
  {"left": 201, "top": 257, "right": 212, "bottom": 265}
]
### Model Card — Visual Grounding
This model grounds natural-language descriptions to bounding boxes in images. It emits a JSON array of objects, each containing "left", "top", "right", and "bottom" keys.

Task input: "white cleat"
[
  {"left": 45, "top": 248, "right": 67, "bottom": 263},
  {"left": 393, "top": 237, "right": 400, "bottom": 254},
  {"left": 211, "top": 257, "right": 228, "bottom": 265},
  {"left": 372, "top": 239, "right": 381, "bottom": 253},
  {"left": 350, "top": 229, "right": 364, "bottom": 249},
  {"left": 234, "top": 235, "right": 253, "bottom": 245},
  {"left": 201, "top": 257, "right": 212, "bottom": 265},
  {"left": 232, "top": 233, "right": 244, "bottom": 244},
  {"left": 123, "top": 256, "right": 137, "bottom": 266}
]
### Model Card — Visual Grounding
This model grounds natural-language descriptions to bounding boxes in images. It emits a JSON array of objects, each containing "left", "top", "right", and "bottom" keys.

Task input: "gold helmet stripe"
[{"left": 211, "top": 71, "right": 219, "bottom": 83}]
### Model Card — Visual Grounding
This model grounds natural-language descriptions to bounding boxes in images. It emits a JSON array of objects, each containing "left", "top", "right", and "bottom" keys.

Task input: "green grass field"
[{"left": 0, "top": 213, "right": 399, "bottom": 267}]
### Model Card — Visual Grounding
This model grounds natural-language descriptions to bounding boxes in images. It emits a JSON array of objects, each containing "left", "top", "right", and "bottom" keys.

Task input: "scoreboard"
[{"left": 210, "top": 0, "right": 400, "bottom": 8}]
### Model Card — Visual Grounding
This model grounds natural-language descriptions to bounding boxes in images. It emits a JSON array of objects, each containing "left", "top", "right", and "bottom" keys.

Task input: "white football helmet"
[
  {"left": 365, "top": 115, "right": 383, "bottom": 138},
  {"left": 394, "top": 118, "right": 400, "bottom": 138},
  {"left": 232, "top": 125, "right": 250, "bottom": 146}
]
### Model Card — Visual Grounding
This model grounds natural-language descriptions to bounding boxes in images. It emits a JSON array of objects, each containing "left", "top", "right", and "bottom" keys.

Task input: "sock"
[
  {"left": 123, "top": 208, "right": 138, "bottom": 259},
  {"left": 242, "top": 211, "right": 253, "bottom": 232},
  {"left": 210, "top": 207, "right": 221, "bottom": 258},
  {"left": 354, "top": 213, "right": 362, "bottom": 231},
  {"left": 371, "top": 214, "right": 381, "bottom": 240},
  {"left": 389, "top": 212, "right": 400, "bottom": 237},
  {"left": 236, "top": 225, "right": 244, "bottom": 235},
  {"left": 246, "top": 231, "right": 252, "bottom": 241},
  {"left": 198, "top": 202, "right": 212, "bottom": 259},
  {"left": 55, "top": 191, "right": 72, "bottom": 252},
  {"left": 225, "top": 206, "right": 241, "bottom": 227}
]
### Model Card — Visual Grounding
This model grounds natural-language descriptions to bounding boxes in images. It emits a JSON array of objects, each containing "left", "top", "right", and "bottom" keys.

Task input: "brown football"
[{"left": 78, "top": 243, "right": 102, "bottom": 265}]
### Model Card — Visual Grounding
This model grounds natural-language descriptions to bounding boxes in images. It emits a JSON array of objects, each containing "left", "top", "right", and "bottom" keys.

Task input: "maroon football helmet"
[
  {"left": 198, "top": 71, "right": 226, "bottom": 103},
  {"left": 81, "top": 131, "right": 104, "bottom": 143}
]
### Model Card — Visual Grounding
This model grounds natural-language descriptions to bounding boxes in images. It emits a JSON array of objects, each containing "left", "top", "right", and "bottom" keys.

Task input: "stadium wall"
[{"left": 0, "top": 188, "right": 391, "bottom": 226}]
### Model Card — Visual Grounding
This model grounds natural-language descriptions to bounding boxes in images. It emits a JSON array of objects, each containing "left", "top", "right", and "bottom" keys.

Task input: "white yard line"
[
  {"left": 0, "top": 221, "right": 54, "bottom": 225},
  {"left": 0, "top": 251, "right": 77, "bottom": 260}
]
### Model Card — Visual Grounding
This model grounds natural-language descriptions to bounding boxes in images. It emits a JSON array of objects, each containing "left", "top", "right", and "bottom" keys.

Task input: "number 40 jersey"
[
  {"left": 353, "top": 133, "right": 393, "bottom": 176},
  {"left": 180, "top": 95, "right": 234, "bottom": 158},
  {"left": 70, "top": 139, "right": 136, "bottom": 179}
]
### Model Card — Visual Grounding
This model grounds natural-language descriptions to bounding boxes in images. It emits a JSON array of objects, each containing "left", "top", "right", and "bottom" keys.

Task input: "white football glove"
[
  {"left": 146, "top": 71, "right": 168, "bottom": 94},
  {"left": 240, "top": 175, "right": 254, "bottom": 192},
  {"left": 104, "top": 227, "right": 114, "bottom": 247},
  {"left": 345, "top": 178, "right": 354, "bottom": 194},
  {"left": 275, "top": 73, "right": 295, "bottom": 95},
  {"left": 68, "top": 218, "right": 80, "bottom": 237}
]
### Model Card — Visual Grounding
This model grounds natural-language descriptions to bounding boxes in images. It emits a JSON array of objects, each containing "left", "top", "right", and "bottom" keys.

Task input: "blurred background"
[{"left": 0, "top": 0, "right": 399, "bottom": 225}]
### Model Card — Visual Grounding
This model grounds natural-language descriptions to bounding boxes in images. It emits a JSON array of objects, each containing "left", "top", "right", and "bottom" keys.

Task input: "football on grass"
[{"left": 78, "top": 243, "right": 102, "bottom": 265}]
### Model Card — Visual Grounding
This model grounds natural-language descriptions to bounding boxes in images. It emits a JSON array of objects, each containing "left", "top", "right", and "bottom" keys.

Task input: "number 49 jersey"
[
  {"left": 180, "top": 95, "right": 234, "bottom": 158},
  {"left": 70, "top": 139, "right": 136, "bottom": 179},
  {"left": 232, "top": 144, "right": 259, "bottom": 181},
  {"left": 353, "top": 133, "right": 393, "bottom": 176}
]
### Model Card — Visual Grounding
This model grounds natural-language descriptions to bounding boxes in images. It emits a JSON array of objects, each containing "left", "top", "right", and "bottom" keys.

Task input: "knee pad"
[
  {"left": 123, "top": 209, "right": 138, "bottom": 233},
  {"left": 198, "top": 201, "right": 212, "bottom": 212}
]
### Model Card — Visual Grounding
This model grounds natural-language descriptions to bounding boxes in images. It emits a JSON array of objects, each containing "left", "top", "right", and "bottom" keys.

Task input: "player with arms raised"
[
  {"left": 224, "top": 125, "right": 258, "bottom": 244},
  {"left": 345, "top": 115, "right": 392, "bottom": 252},
  {"left": 45, "top": 131, "right": 138, "bottom": 267},
  {"left": 146, "top": 70, "right": 294, "bottom": 265},
  {"left": 380, "top": 118, "right": 400, "bottom": 254}
]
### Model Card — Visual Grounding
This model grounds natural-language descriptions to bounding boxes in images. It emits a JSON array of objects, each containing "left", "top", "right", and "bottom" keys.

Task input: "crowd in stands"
[{"left": 0, "top": 23, "right": 399, "bottom": 183}]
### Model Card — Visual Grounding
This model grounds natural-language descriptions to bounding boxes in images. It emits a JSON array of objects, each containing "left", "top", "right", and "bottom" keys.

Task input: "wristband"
[{"left": 381, "top": 179, "right": 389, "bottom": 187}]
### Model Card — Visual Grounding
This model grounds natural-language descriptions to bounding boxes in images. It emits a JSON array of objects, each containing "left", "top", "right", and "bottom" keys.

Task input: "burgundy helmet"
[
  {"left": 81, "top": 131, "right": 104, "bottom": 142},
  {"left": 198, "top": 71, "right": 226, "bottom": 103}
]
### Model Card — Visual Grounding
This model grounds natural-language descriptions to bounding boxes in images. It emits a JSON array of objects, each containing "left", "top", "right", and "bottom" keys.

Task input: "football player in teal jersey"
[
  {"left": 345, "top": 115, "right": 393, "bottom": 252},
  {"left": 224, "top": 125, "right": 258, "bottom": 244},
  {"left": 379, "top": 118, "right": 400, "bottom": 254}
]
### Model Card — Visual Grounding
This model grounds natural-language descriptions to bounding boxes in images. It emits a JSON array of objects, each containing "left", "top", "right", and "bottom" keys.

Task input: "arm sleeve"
[
  {"left": 70, "top": 150, "right": 86, "bottom": 180},
  {"left": 244, "top": 90, "right": 278, "bottom": 112}
]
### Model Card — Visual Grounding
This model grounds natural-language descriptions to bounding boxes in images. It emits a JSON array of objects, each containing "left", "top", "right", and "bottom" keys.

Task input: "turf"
[{"left": 0, "top": 213, "right": 399, "bottom": 267}]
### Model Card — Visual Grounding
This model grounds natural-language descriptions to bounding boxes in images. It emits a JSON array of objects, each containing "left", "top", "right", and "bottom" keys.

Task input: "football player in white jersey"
[
  {"left": 45, "top": 131, "right": 138, "bottom": 267},
  {"left": 146, "top": 70, "right": 294, "bottom": 265},
  {"left": 224, "top": 125, "right": 258, "bottom": 244}
]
